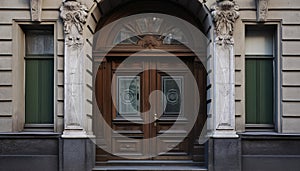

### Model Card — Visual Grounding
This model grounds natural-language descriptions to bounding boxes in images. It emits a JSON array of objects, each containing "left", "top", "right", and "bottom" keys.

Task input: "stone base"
[
  {"left": 63, "top": 138, "right": 95, "bottom": 171},
  {"left": 62, "top": 128, "right": 88, "bottom": 138},
  {"left": 210, "top": 130, "right": 239, "bottom": 138},
  {"left": 209, "top": 138, "right": 241, "bottom": 171}
]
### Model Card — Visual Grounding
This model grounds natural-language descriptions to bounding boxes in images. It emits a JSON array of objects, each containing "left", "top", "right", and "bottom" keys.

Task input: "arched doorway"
[{"left": 92, "top": 0, "right": 209, "bottom": 168}]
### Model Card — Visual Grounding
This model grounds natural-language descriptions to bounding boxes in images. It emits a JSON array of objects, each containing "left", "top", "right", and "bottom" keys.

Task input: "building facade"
[{"left": 0, "top": 0, "right": 300, "bottom": 170}]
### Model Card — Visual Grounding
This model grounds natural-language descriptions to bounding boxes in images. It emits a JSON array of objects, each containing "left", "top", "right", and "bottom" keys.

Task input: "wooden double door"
[{"left": 95, "top": 52, "right": 206, "bottom": 165}]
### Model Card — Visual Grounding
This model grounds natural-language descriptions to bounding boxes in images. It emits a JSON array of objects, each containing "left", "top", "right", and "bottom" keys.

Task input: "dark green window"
[
  {"left": 25, "top": 28, "right": 54, "bottom": 124},
  {"left": 245, "top": 26, "right": 275, "bottom": 127}
]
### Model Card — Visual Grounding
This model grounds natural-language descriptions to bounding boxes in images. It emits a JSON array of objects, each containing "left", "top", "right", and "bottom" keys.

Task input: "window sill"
[
  {"left": 245, "top": 124, "right": 275, "bottom": 132},
  {"left": 24, "top": 124, "right": 54, "bottom": 132}
]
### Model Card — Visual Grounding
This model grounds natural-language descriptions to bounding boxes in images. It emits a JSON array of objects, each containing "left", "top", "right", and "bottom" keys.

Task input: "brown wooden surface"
[{"left": 94, "top": 49, "right": 206, "bottom": 166}]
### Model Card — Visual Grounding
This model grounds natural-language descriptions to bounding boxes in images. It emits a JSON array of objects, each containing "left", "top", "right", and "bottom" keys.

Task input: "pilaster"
[
  {"left": 60, "top": 0, "right": 89, "bottom": 138},
  {"left": 209, "top": 0, "right": 239, "bottom": 138}
]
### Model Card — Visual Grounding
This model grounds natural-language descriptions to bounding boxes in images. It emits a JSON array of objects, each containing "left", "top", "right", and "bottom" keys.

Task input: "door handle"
[{"left": 154, "top": 113, "right": 158, "bottom": 126}]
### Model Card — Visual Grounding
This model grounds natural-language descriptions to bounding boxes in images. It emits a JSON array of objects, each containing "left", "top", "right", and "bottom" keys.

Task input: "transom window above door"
[
  {"left": 113, "top": 16, "right": 189, "bottom": 45},
  {"left": 93, "top": 13, "right": 207, "bottom": 51}
]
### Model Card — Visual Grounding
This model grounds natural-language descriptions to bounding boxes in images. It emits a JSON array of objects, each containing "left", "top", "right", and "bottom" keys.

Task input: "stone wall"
[
  {"left": 234, "top": 0, "right": 300, "bottom": 133},
  {"left": 0, "top": 0, "right": 299, "bottom": 134},
  {"left": 0, "top": 0, "right": 64, "bottom": 132}
]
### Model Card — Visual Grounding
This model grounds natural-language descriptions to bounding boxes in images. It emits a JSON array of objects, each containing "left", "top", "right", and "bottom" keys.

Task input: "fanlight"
[{"left": 113, "top": 16, "right": 189, "bottom": 45}]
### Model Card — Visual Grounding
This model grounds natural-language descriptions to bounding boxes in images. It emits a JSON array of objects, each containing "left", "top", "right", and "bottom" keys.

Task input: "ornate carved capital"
[
  {"left": 211, "top": 0, "right": 240, "bottom": 45},
  {"left": 30, "top": 0, "right": 43, "bottom": 22},
  {"left": 256, "top": 0, "right": 269, "bottom": 22},
  {"left": 60, "top": 0, "right": 88, "bottom": 47}
]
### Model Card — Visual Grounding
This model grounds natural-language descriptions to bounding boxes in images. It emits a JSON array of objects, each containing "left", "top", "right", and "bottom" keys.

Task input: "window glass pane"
[
  {"left": 117, "top": 76, "right": 140, "bottom": 116},
  {"left": 162, "top": 76, "right": 183, "bottom": 115},
  {"left": 245, "top": 29, "right": 273, "bottom": 56},
  {"left": 258, "top": 60, "right": 273, "bottom": 124},
  {"left": 246, "top": 59, "right": 273, "bottom": 124},
  {"left": 25, "top": 59, "right": 54, "bottom": 124},
  {"left": 25, "top": 30, "right": 54, "bottom": 55},
  {"left": 245, "top": 59, "right": 257, "bottom": 123}
]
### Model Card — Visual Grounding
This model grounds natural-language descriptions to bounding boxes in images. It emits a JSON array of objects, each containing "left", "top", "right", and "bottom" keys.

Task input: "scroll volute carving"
[
  {"left": 60, "top": 0, "right": 88, "bottom": 47},
  {"left": 211, "top": 0, "right": 240, "bottom": 45}
]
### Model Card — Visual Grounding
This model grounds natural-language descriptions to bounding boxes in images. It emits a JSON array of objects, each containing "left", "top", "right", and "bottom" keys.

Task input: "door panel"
[{"left": 95, "top": 54, "right": 206, "bottom": 165}]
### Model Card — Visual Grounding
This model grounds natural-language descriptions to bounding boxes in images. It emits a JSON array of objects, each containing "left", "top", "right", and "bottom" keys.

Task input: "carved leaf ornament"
[
  {"left": 211, "top": 0, "right": 240, "bottom": 45},
  {"left": 60, "top": 0, "right": 88, "bottom": 47}
]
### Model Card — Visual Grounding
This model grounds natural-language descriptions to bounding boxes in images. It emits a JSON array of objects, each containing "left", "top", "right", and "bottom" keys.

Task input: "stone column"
[
  {"left": 210, "top": 0, "right": 239, "bottom": 138},
  {"left": 60, "top": 0, "right": 89, "bottom": 138}
]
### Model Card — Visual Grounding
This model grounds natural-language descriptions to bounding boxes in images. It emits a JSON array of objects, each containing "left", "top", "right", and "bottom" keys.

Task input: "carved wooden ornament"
[{"left": 137, "top": 35, "right": 162, "bottom": 49}]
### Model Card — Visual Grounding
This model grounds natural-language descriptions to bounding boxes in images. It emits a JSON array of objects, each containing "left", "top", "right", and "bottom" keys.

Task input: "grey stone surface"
[
  {"left": 243, "top": 157, "right": 300, "bottom": 171},
  {"left": 241, "top": 135, "right": 300, "bottom": 171},
  {"left": 0, "top": 136, "right": 59, "bottom": 171},
  {"left": 0, "top": 139, "right": 58, "bottom": 155},
  {"left": 0, "top": 156, "right": 58, "bottom": 171},
  {"left": 63, "top": 138, "right": 95, "bottom": 171},
  {"left": 212, "top": 138, "right": 241, "bottom": 171}
]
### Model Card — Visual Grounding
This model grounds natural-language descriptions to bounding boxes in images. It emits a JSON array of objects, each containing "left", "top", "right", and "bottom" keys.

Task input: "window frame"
[
  {"left": 12, "top": 22, "right": 58, "bottom": 132},
  {"left": 243, "top": 23, "right": 281, "bottom": 132},
  {"left": 23, "top": 27, "right": 55, "bottom": 131}
]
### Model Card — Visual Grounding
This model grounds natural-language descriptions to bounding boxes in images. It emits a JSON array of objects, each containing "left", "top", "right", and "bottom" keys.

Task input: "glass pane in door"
[
  {"left": 117, "top": 76, "right": 140, "bottom": 116},
  {"left": 162, "top": 76, "right": 183, "bottom": 115}
]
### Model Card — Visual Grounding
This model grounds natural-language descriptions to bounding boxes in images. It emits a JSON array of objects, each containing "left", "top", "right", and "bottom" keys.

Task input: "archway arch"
[
  {"left": 86, "top": 0, "right": 213, "bottom": 168},
  {"left": 85, "top": 0, "right": 213, "bottom": 40}
]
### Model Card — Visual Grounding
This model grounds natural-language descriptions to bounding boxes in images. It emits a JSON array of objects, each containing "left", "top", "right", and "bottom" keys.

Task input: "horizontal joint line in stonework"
[
  {"left": 242, "top": 155, "right": 300, "bottom": 158},
  {"left": 282, "top": 55, "right": 300, "bottom": 57},
  {"left": 268, "top": 8, "right": 300, "bottom": 11},
  {"left": 282, "top": 100, "right": 300, "bottom": 103},
  {"left": 0, "top": 100, "right": 12, "bottom": 102},
  {"left": 282, "top": 85, "right": 300, "bottom": 88},
  {"left": 0, "top": 115, "right": 12, "bottom": 117},
  {"left": 0, "top": 69, "right": 12, "bottom": 72},
  {"left": 0, "top": 39, "right": 12, "bottom": 41},
  {"left": 282, "top": 39, "right": 300, "bottom": 42},
  {"left": 0, "top": 54, "right": 12, "bottom": 56},
  {"left": 282, "top": 70, "right": 300, "bottom": 72}
]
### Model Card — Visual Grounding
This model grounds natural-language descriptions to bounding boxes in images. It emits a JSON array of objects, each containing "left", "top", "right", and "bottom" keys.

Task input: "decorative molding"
[
  {"left": 30, "top": 0, "right": 43, "bottom": 22},
  {"left": 211, "top": 0, "right": 240, "bottom": 45},
  {"left": 137, "top": 35, "right": 162, "bottom": 49},
  {"left": 60, "top": 0, "right": 88, "bottom": 47},
  {"left": 256, "top": 0, "right": 269, "bottom": 22}
]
